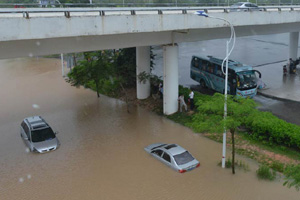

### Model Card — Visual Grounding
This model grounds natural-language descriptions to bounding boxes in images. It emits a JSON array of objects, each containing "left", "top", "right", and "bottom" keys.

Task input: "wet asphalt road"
[
  {"left": 153, "top": 33, "right": 300, "bottom": 126},
  {"left": 254, "top": 95, "right": 300, "bottom": 126}
]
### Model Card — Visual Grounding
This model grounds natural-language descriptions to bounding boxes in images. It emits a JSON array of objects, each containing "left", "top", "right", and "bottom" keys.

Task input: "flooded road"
[{"left": 0, "top": 57, "right": 299, "bottom": 199}]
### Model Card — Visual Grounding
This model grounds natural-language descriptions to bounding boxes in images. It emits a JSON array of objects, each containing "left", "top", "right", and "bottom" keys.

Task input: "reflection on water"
[{"left": 0, "top": 58, "right": 298, "bottom": 199}]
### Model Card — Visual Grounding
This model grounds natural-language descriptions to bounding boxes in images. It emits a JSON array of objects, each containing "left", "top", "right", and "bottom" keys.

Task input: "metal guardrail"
[
  {"left": 1, "top": 6, "right": 300, "bottom": 18},
  {"left": 2, "top": 2, "right": 300, "bottom": 8}
]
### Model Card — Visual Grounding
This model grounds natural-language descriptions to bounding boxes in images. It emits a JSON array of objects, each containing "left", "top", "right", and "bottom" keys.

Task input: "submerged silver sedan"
[{"left": 144, "top": 143, "right": 200, "bottom": 173}]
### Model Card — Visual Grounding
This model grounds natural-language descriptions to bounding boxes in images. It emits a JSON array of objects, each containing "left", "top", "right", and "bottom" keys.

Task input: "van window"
[{"left": 23, "top": 124, "right": 30, "bottom": 138}]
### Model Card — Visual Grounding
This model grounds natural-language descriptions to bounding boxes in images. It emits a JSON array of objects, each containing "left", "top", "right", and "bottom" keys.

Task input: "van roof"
[{"left": 24, "top": 116, "right": 49, "bottom": 130}]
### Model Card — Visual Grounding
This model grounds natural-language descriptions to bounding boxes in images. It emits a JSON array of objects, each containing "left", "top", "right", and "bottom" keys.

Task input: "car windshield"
[
  {"left": 31, "top": 127, "right": 55, "bottom": 143},
  {"left": 236, "top": 70, "right": 257, "bottom": 90},
  {"left": 173, "top": 151, "right": 194, "bottom": 165}
]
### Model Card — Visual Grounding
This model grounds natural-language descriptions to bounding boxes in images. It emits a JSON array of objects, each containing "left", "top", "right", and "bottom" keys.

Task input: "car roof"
[
  {"left": 232, "top": 2, "right": 246, "bottom": 5},
  {"left": 232, "top": 2, "right": 256, "bottom": 6},
  {"left": 237, "top": 2, "right": 252, "bottom": 4},
  {"left": 24, "top": 116, "right": 49, "bottom": 130},
  {"left": 161, "top": 144, "right": 186, "bottom": 156}
]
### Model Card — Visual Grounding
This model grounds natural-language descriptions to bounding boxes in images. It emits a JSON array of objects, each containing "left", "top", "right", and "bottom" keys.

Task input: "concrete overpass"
[{"left": 1, "top": 6, "right": 300, "bottom": 114}]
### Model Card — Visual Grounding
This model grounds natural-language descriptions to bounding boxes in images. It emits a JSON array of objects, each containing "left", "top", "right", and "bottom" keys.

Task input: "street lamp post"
[{"left": 194, "top": 11, "right": 236, "bottom": 168}]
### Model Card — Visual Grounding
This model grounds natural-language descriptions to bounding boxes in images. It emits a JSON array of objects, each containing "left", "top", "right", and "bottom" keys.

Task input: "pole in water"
[
  {"left": 222, "top": 41, "right": 229, "bottom": 168},
  {"left": 61, "top": 53, "right": 64, "bottom": 77}
]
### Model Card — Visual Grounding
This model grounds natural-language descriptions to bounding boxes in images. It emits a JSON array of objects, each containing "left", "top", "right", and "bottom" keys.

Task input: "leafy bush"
[
  {"left": 256, "top": 165, "right": 276, "bottom": 181},
  {"left": 245, "top": 110, "right": 300, "bottom": 150},
  {"left": 188, "top": 91, "right": 300, "bottom": 150},
  {"left": 283, "top": 164, "right": 300, "bottom": 191},
  {"left": 269, "top": 161, "right": 285, "bottom": 173}
]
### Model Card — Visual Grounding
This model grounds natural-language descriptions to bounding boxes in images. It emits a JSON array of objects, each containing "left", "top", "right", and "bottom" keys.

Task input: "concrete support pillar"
[
  {"left": 163, "top": 44, "right": 179, "bottom": 115},
  {"left": 136, "top": 46, "right": 150, "bottom": 99},
  {"left": 289, "top": 32, "right": 299, "bottom": 60}
]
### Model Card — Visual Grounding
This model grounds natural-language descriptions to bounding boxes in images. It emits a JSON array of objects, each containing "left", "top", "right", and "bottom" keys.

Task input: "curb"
[{"left": 257, "top": 91, "right": 300, "bottom": 104}]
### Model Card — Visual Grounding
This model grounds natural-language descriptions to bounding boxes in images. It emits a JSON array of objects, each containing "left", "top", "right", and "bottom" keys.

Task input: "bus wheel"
[{"left": 200, "top": 80, "right": 206, "bottom": 88}]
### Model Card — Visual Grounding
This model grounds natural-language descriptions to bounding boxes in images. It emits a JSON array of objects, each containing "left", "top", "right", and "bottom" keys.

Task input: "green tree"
[
  {"left": 189, "top": 93, "right": 256, "bottom": 174},
  {"left": 68, "top": 51, "right": 114, "bottom": 98},
  {"left": 114, "top": 48, "right": 136, "bottom": 88}
]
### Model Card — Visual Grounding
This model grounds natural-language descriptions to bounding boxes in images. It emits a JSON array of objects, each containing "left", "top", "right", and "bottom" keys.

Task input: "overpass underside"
[
  {"left": 1, "top": 23, "right": 300, "bottom": 59},
  {"left": 1, "top": 9, "right": 300, "bottom": 114}
]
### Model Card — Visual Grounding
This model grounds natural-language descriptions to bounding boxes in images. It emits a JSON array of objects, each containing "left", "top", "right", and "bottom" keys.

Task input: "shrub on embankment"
[
  {"left": 256, "top": 165, "right": 276, "bottom": 181},
  {"left": 245, "top": 111, "right": 300, "bottom": 150},
  {"left": 178, "top": 86, "right": 300, "bottom": 151}
]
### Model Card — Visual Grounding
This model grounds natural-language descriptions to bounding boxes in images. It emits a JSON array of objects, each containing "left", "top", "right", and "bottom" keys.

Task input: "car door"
[
  {"left": 22, "top": 123, "right": 31, "bottom": 149},
  {"left": 20, "top": 121, "right": 26, "bottom": 138},
  {"left": 161, "top": 152, "right": 174, "bottom": 169},
  {"left": 151, "top": 149, "right": 163, "bottom": 159}
]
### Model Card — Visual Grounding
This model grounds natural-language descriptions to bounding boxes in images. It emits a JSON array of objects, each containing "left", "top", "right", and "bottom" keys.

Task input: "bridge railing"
[
  {"left": 2, "top": 2, "right": 300, "bottom": 9},
  {"left": 1, "top": 5, "right": 300, "bottom": 11},
  {"left": 1, "top": 5, "right": 300, "bottom": 19}
]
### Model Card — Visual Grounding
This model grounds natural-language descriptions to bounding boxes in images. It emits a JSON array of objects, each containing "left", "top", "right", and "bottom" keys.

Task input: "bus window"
[
  {"left": 209, "top": 64, "right": 214, "bottom": 73},
  {"left": 191, "top": 57, "right": 196, "bottom": 67},
  {"left": 192, "top": 57, "right": 201, "bottom": 69},
  {"left": 207, "top": 65, "right": 210, "bottom": 73},
  {"left": 196, "top": 59, "right": 202, "bottom": 69},
  {"left": 216, "top": 66, "right": 222, "bottom": 77},
  {"left": 228, "top": 69, "right": 235, "bottom": 81},
  {"left": 202, "top": 60, "right": 208, "bottom": 71},
  {"left": 213, "top": 64, "right": 218, "bottom": 75}
]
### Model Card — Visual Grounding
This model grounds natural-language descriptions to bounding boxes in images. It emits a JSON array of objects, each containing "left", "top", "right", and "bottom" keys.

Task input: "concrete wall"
[{"left": 1, "top": 10, "right": 300, "bottom": 58}]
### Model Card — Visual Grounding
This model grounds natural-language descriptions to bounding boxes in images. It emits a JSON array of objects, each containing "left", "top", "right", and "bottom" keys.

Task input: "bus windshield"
[{"left": 236, "top": 71, "right": 257, "bottom": 90}]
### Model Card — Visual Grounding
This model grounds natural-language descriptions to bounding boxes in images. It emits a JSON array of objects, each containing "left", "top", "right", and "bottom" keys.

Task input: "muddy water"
[{"left": 0, "top": 58, "right": 298, "bottom": 200}]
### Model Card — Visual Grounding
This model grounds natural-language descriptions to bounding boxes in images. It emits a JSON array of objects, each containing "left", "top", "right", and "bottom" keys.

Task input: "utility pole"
[{"left": 61, "top": 53, "right": 64, "bottom": 77}]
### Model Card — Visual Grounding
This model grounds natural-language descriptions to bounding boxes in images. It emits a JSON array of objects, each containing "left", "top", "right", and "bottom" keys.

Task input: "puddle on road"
[{"left": 0, "top": 58, "right": 298, "bottom": 200}]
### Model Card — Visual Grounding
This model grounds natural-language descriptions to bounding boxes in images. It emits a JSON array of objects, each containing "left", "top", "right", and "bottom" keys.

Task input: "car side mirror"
[
  {"left": 24, "top": 136, "right": 28, "bottom": 140},
  {"left": 55, "top": 131, "right": 59, "bottom": 135}
]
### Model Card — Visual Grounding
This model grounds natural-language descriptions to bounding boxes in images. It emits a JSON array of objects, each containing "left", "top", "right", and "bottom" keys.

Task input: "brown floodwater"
[{"left": 0, "top": 57, "right": 298, "bottom": 200}]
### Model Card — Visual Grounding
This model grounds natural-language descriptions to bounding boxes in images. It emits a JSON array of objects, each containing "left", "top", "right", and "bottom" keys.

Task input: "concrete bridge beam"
[
  {"left": 136, "top": 46, "right": 151, "bottom": 99},
  {"left": 163, "top": 44, "right": 178, "bottom": 115},
  {"left": 289, "top": 32, "right": 299, "bottom": 60}
]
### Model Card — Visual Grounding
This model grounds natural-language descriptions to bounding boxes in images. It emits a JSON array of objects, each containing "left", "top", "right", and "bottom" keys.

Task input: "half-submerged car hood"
[{"left": 32, "top": 137, "right": 59, "bottom": 152}]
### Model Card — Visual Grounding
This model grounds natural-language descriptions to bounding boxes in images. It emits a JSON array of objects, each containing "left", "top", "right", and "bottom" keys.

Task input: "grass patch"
[
  {"left": 167, "top": 112, "right": 193, "bottom": 126},
  {"left": 256, "top": 165, "right": 276, "bottom": 180},
  {"left": 218, "top": 158, "right": 250, "bottom": 172},
  {"left": 240, "top": 132, "right": 300, "bottom": 162}
]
